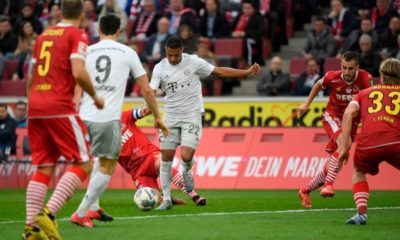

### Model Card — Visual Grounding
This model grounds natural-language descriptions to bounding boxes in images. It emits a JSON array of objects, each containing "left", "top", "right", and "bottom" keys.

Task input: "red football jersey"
[
  {"left": 320, "top": 69, "right": 373, "bottom": 119},
  {"left": 351, "top": 84, "right": 400, "bottom": 148},
  {"left": 28, "top": 23, "right": 89, "bottom": 117},
  {"left": 119, "top": 110, "right": 159, "bottom": 174}
]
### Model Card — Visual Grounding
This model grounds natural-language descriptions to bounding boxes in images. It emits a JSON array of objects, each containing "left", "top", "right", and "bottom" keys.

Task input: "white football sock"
[
  {"left": 88, "top": 159, "right": 101, "bottom": 211},
  {"left": 181, "top": 159, "right": 194, "bottom": 174},
  {"left": 76, "top": 171, "right": 110, "bottom": 217},
  {"left": 160, "top": 161, "right": 172, "bottom": 201}
]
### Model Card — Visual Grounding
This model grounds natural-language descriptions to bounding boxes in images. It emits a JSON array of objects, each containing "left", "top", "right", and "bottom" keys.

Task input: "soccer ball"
[{"left": 134, "top": 187, "right": 158, "bottom": 211}]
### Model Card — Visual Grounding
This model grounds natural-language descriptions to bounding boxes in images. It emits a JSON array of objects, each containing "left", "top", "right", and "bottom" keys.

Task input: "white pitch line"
[{"left": 1, "top": 206, "right": 400, "bottom": 225}]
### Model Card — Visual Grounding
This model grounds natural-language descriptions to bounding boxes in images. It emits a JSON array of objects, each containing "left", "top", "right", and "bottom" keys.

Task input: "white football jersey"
[
  {"left": 80, "top": 39, "right": 146, "bottom": 122},
  {"left": 150, "top": 54, "right": 214, "bottom": 122}
]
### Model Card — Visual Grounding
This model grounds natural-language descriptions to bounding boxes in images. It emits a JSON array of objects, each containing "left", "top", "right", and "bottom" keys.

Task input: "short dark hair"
[
  {"left": 0, "top": 103, "right": 7, "bottom": 110},
  {"left": 0, "top": 16, "right": 11, "bottom": 24},
  {"left": 166, "top": 36, "right": 183, "bottom": 49},
  {"left": 342, "top": 51, "right": 359, "bottom": 64},
  {"left": 313, "top": 16, "right": 325, "bottom": 23},
  {"left": 100, "top": 14, "right": 121, "bottom": 35},
  {"left": 62, "top": 0, "right": 83, "bottom": 20},
  {"left": 16, "top": 101, "right": 27, "bottom": 107}
]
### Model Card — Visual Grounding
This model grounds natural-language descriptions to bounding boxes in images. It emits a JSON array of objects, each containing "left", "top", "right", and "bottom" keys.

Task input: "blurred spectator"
[
  {"left": 166, "top": 0, "right": 198, "bottom": 35},
  {"left": 395, "top": 35, "right": 400, "bottom": 59},
  {"left": 303, "top": 16, "right": 336, "bottom": 64},
  {"left": 126, "top": 0, "right": 145, "bottom": 20},
  {"left": 379, "top": 15, "right": 400, "bottom": 58},
  {"left": 14, "top": 22, "right": 37, "bottom": 58},
  {"left": 358, "top": 34, "right": 381, "bottom": 77},
  {"left": 0, "top": 104, "right": 16, "bottom": 155},
  {"left": 0, "top": 16, "right": 18, "bottom": 57},
  {"left": 292, "top": 58, "right": 322, "bottom": 96},
  {"left": 2, "top": 0, "right": 23, "bottom": 24},
  {"left": 327, "top": 0, "right": 357, "bottom": 42},
  {"left": 177, "top": 24, "right": 198, "bottom": 54},
  {"left": 232, "top": 0, "right": 265, "bottom": 65},
  {"left": 370, "top": 0, "right": 398, "bottom": 34},
  {"left": 98, "top": 0, "right": 128, "bottom": 10},
  {"left": 145, "top": 17, "right": 171, "bottom": 62},
  {"left": 127, "top": 42, "right": 151, "bottom": 97},
  {"left": 258, "top": 0, "right": 287, "bottom": 51},
  {"left": 199, "top": 0, "right": 231, "bottom": 40},
  {"left": 99, "top": 0, "right": 128, "bottom": 43},
  {"left": 392, "top": 0, "right": 400, "bottom": 13},
  {"left": 130, "top": 0, "right": 161, "bottom": 40},
  {"left": 12, "top": 38, "right": 35, "bottom": 81},
  {"left": 351, "top": 0, "right": 376, "bottom": 20},
  {"left": 41, "top": 3, "right": 62, "bottom": 29},
  {"left": 13, "top": 2, "right": 43, "bottom": 35},
  {"left": 196, "top": 42, "right": 220, "bottom": 96},
  {"left": 338, "top": 18, "right": 379, "bottom": 55},
  {"left": 14, "top": 101, "right": 27, "bottom": 128},
  {"left": 82, "top": 0, "right": 99, "bottom": 42},
  {"left": 257, "top": 56, "right": 290, "bottom": 96}
]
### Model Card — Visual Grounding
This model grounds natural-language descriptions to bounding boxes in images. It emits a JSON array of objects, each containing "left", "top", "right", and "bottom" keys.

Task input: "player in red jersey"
[
  {"left": 23, "top": 1, "right": 104, "bottom": 239},
  {"left": 84, "top": 107, "right": 206, "bottom": 222},
  {"left": 297, "top": 52, "right": 373, "bottom": 208},
  {"left": 339, "top": 58, "right": 400, "bottom": 225}
]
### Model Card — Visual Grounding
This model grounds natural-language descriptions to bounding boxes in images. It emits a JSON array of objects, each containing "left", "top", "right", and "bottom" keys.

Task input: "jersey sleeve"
[
  {"left": 129, "top": 49, "right": 147, "bottom": 79},
  {"left": 319, "top": 72, "right": 332, "bottom": 89},
  {"left": 149, "top": 64, "right": 161, "bottom": 90},
  {"left": 70, "top": 30, "right": 89, "bottom": 60},
  {"left": 365, "top": 72, "right": 374, "bottom": 87},
  {"left": 122, "top": 110, "right": 137, "bottom": 124},
  {"left": 194, "top": 56, "right": 215, "bottom": 77}
]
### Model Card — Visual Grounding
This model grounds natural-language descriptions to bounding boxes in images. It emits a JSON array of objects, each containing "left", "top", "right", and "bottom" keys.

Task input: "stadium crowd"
[{"left": 0, "top": 0, "right": 399, "bottom": 97}]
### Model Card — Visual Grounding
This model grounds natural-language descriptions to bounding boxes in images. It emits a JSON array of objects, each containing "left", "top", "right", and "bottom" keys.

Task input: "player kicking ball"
[
  {"left": 73, "top": 107, "right": 206, "bottom": 226},
  {"left": 339, "top": 58, "right": 400, "bottom": 225}
]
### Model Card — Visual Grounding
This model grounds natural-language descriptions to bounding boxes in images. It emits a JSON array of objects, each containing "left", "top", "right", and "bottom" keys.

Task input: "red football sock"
[
  {"left": 325, "top": 152, "right": 340, "bottom": 185},
  {"left": 26, "top": 171, "right": 51, "bottom": 226},
  {"left": 303, "top": 167, "right": 328, "bottom": 194},
  {"left": 353, "top": 181, "right": 369, "bottom": 214},
  {"left": 171, "top": 168, "right": 197, "bottom": 198}
]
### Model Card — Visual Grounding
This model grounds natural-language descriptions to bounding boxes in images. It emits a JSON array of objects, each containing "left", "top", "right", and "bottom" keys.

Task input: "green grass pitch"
[{"left": 1, "top": 189, "right": 400, "bottom": 239}]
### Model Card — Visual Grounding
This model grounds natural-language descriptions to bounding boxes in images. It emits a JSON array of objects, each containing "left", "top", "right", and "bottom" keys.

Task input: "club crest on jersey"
[
  {"left": 184, "top": 69, "right": 191, "bottom": 76},
  {"left": 336, "top": 87, "right": 341, "bottom": 92},
  {"left": 346, "top": 87, "right": 352, "bottom": 94},
  {"left": 353, "top": 85, "right": 359, "bottom": 92}
]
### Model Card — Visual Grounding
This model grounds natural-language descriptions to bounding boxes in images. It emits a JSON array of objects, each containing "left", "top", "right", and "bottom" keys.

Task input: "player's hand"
[
  {"left": 247, "top": 63, "right": 261, "bottom": 76},
  {"left": 94, "top": 96, "right": 105, "bottom": 109},
  {"left": 297, "top": 103, "right": 309, "bottom": 116},
  {"left": 338, "top": 149, "right": 349, "bottom": 168},
  {"left": 154, "top": 118, "right": 169, "bottom": 136},
  {"left": 140, "top": 106, "right": 152, "bottom": 117}
]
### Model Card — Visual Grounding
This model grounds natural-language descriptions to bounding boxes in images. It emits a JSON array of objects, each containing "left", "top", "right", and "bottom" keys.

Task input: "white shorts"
[{"left": 159, "top": 121, "right": 202, "bottom": 150}]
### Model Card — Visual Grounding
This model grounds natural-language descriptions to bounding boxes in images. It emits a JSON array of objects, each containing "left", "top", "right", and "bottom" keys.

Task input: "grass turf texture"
[{"left": 1, "top": 189, "right": 399, "bottom": 240}]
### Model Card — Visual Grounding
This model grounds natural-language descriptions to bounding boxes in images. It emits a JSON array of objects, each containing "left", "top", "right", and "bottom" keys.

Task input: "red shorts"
[
  {"left": 28, "top": 116, "right": 91, "bottom": 166},
  {"left": 119, "top": 152, "right": 160, "bottom": 189},
  {"left": 354, "top": 143, "right": 400, "bottom": 175},
  {"left": 322, "top": 111, "right": 358, "bottom": 154}
]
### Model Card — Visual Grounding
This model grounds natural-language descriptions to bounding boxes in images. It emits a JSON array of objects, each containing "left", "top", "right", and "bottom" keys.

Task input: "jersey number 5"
[
  {"left": 37, "top": 41, "right": 54, "bottom": 77},
  {"left": 368, "top": 90, "right": 400, "bottom": 115}
]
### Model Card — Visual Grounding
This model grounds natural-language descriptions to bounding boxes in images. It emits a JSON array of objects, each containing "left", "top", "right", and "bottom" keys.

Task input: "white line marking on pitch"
[{"left": 1, "top": 206, "right": 400, "bottom": 225}]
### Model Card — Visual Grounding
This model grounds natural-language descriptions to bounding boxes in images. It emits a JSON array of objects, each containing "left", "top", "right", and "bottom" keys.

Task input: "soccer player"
[
  {"left": 339, "top": 58, "right": 400, "bottom": 225},
  {"left": 151, "top": 36, "right": 261, "bottom": 210},
  {"left": 70, "top": 15, "right": 167, "bottom": 228},
  {"left": 85, "top": 107, "right": 206, "bottom": 222},
  {"left": 297, "top": 51, "right": 373, "bottom": 209},
  {"left": 23, "top": 0, "right": 104, "bottom": 239}
]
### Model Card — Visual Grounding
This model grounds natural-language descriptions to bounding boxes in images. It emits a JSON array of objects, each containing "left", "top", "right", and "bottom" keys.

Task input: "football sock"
[
  {"left": 160, "top": 161, "right": 172, "bottom": 201},
  {"left": 353, "top": 181, "right": 369, "bottom": 214},
  {"left": 76, "top": 171, "right": 110, "bottom": 217},
  {"left": 181, "top": 159, "right": 194, "bottom": 174},
  {"left": 171, "top": 168, "right": 197, "bottom": 198},
  {"left": 304, "top": 167, "right": 328, "bottom": 193},
  {"left": 47, "top": 167, "right": 87, "bottom": 216},
  {"left": 325, "top": 152, "right": 340, "bottom": 185},
  {"left": 89, "top": 159, "right": 101, "bottom": 211},
  {"left": 26, "top": 171, "right": 50, "bottom": 226}
]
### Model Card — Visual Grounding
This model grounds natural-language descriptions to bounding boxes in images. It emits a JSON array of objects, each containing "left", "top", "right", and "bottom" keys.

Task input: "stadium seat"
[
  {"left": 289, "top": 57, "right": 306, "bottom": 78},
  {"left": 214, "top": 38, "right": 243, "bottom": 59},
  {"left": 0, "top": 80, "right": 26, "bottom": 96},
  {"left": 2, "top": 60, "right": 19, "bottom": 80},
  {"left": 324, "top": 57, "right": 341, "bottom": 72}
]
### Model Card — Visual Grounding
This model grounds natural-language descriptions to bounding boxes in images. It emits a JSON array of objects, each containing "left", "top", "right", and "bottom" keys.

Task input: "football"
[{"left": 134, "top": 187, "right": 158, "bottom": 211}]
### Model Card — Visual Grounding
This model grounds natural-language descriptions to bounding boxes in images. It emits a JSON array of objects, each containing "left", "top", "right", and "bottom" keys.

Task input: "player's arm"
[
  {"left": 73, "top": 85, "right": 83, "bottom": 111},
  {"left": 297, "top": 80, "right": 323, "bottom": 115},
  {"left": 212, "top": 63, "right": 261, "bottom": 78},
  {"left": 136, "top": 74, "right": 169, "bottom": 136},
  {"left": 338, "top": 102, "right": 360, "bottom": 165},
  {"left": 71, "top": 59, "right": 104, "bottom": 109}
]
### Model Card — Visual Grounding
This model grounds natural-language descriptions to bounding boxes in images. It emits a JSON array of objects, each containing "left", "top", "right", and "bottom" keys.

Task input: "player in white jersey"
[
  {"left": 151, "top": 36, "right": 261, "bottom": 210},
  {"left": 70, "top": 15, "right": 168, "bottom": 227}
]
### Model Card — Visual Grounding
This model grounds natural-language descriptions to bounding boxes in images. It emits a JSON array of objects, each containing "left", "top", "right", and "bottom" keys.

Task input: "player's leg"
[
  {"left": 71, "top": 120, "right": 121, "bottom": 226},
  {"left": 171, "top": 167, "right": 206, "bottom": 206},
  {"left": 157, "top": 128, "right": 179, "bottom": 210}
]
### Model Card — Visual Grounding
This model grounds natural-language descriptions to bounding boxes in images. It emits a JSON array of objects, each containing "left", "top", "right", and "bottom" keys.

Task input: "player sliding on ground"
[
  {"left": 297, "top": 51, "right": 373, "bottom": 208},
  {"left": 339, "top": 58, "right": 400, "bottom": 225},
  {"left": 72, "top": 107, "right": 206, "bottom": 226}
]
